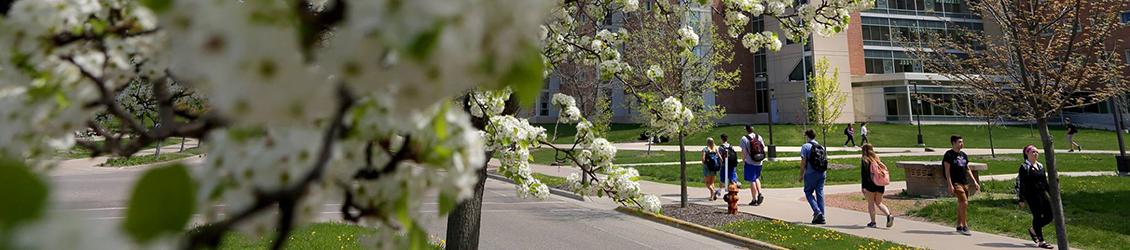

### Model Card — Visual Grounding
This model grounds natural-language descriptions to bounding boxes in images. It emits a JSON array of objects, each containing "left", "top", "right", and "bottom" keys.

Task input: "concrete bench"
[{"left": 896, "top": 161, "right": 989, "bottom": 197}]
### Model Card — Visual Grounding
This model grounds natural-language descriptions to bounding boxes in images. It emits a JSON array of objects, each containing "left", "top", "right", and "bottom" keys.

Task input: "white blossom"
[{"left": 646, "top": 65, "right": 665, "bottom": 82}]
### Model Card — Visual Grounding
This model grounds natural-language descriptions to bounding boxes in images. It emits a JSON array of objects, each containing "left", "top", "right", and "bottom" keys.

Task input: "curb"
[
  {"left": 614, "top": 207, "right": 788, "bottom": 250},
  {"left": 485, "top": 173, "right": 585, "bottom": 201}
]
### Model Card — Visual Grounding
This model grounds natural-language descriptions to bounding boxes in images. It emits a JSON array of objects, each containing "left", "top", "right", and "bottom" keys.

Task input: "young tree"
[
  {"left": 541, "top": 0, "right": 872, "bottom": 207},
  {"left": 907, "top": 0, "right": 1130, "bottom": 248},
  {"left": 805, "top": 57, "right": 847, "bottom": 144}
]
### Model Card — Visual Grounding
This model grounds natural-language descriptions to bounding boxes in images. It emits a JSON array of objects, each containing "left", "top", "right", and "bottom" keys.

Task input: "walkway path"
[
  {"left": 521, "top": 162, "right": 1116, "bottom": 250},
  {"left": 561, "top": 142, "right": 1125, "bottom": 167},
  {"left": 51, "top": 138, "right": 201, "bottom": 174}
]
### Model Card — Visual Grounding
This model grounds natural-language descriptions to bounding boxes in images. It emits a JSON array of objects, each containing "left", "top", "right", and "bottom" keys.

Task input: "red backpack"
[
  {"left": 745, "top": 134, "right": 766, "bottom": 162},
  {"left": 870, "top": 160, "right": 890, "bottom": 186}
]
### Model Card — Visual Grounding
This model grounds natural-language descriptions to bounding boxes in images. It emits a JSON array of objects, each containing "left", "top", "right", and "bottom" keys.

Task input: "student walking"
[
  {"left": 944, "top": 135, "right": 979, "bottom": 235},
  {"left": 702, "top": 138, "right": 722, "bottom": 201},
  {"left": 860, "top": 122, "right": 870, "bottom": 144},
  {"left": 740, "top": 125, "right": 767, "bottom": 206},
  {"left": 843, "top": 124, "right": 857, "bottom": 147},
  {"left": 861, "top": 144, "right": 894, "bottom": 228},
  {"left": 1066, "top": 118, "right": 1081, "bottom": 152},
  {"left": 1015, "top": 145, "right": 1055, "bottom": 249},
  {"left": 719, "top": 134, "right": 741, "bottom": 188},
  {"left": 799, "top": 129, "right": 828, "bottom": 224}
]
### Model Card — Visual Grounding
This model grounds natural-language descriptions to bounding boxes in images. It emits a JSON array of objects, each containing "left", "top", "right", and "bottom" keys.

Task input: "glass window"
[
  {"left": 1122, "top": 12, "right": 1130, "bottom": 24},
  {"left": 1125, "top": 49, "right": 1130, "bottom": 65},
  {"left": 539, "top": 92, "right": 550, "bottom": 116},
  {"left": 755, "top": 81, "right": 770, "bottom": 113}
]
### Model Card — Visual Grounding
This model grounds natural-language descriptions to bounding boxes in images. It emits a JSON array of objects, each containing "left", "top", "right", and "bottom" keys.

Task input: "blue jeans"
[{"left": 803, "top": 171, "right": 827, "bottom": 216}]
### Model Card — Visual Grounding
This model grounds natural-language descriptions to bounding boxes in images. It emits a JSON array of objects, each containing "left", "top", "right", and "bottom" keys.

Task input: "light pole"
[
  {"left": 913, "top": 82, "right": 925, "bottom": 147},
  {"left": 1112, "top": 96, "right": 1129, "bottom": 175},
  {"left": 768, "top": 88, "right": 777, "bottom": 159}
]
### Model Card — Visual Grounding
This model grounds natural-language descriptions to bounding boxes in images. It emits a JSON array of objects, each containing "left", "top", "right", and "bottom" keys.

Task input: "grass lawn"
[
  {"left": 525, "top": 148, "right": 859, "bottom": 166},
  {"left": 716, "top": 219, "right": 920, "bottom": 250},
  {"left": 219, "top": 222, "right": 442, "bottom": 249},
  {"left": 102, "top": 147, "right": 203, "bottom": 167},
  {"left": 906, "top": 176, "right": 1130, "bottom": 250},
  {"left": 533, "top": 173, "right": 567, "bottom": 188},
  {"left": 54, "top": 138, "right": 189, "bottom": 159},
  {"left": 633, "top": 153, "right": 1120, "bottom": 189},
  {"left": 538, "top": 123, "right": 1123, "bottom": 151}
]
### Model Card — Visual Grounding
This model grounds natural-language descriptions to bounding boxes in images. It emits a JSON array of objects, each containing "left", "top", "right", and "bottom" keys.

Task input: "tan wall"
[
  {"left": 811, "top": 21, "right": 857, "bottom": 125},
  {"left": 852, "top": 86, "right": 888, "bottom": 122}
]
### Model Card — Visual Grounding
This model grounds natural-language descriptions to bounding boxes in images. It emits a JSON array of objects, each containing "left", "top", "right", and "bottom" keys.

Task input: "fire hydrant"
[{"left": 722, "top": 182, "right": 740, "bottom": 214}]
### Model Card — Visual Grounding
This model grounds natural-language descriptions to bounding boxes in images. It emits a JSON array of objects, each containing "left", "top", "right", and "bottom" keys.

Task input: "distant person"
[
  {"left": 702, "top": 138, "right": 722, "bottom": 201},
  {"left": 843, "top": 124, "right": 856, "bottom": 147},
  {"left": 799, "top": 129, "right": 828, "bottom": 224},
  {"left": 1015, "top": 145, "right": 1055, "bottom": 249},
  {"left": 1066, "top": 118, "right": 1081, "bottom": 152},
  {"left": 861, "top": 144, "right": 893, "bottom": 228},
  {"left": 718, "top": 134, "right": 741, "bottom": 188},
  {"left": 860, "top": 122, "right": 870, "bottom": 144},
  {"left": 944, "top": 135, "right": 979, "bottom": 235},
  {"left": 740, "top": 125, "right": 767, "bottom": 206}
]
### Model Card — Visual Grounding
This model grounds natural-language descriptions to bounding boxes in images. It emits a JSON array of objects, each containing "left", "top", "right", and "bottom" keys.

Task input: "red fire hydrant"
[{"left": 722, "top": 182, "right": 740, "bottom": 214}]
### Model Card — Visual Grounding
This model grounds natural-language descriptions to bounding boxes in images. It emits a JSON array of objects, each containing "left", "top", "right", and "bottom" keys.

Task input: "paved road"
[{"left": 47, "top": 158, "right": 738, "bottom": 249}]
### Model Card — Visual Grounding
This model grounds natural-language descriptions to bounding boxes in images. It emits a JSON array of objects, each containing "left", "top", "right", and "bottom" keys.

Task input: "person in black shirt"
[
  {"left": 1066, "top": 118, "right": 1081, "bottom": 152},
  {"left": 944, "top": 135, "right": 979, "bottom": 235},
  {"left": 861, "top": 144, "right": 893, "bottom": 228},
  {"left": 1015, "top": 145, "right": 1054, "bottom": 249}
]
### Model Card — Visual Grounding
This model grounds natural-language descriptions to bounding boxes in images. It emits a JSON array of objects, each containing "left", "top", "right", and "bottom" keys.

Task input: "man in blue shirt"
[{"left": 799, "top": 129, "right": 826, "bottom": 224}]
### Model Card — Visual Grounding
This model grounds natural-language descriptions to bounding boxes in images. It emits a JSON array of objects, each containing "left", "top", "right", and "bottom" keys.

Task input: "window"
[
  {"left": 538, "top": 92, "right": 550, "bottom": 116},
  {"left": 1125, "top": 50, "right": 1130, "bottom": 65},
  {"left": 755, "top": 81, "right": 770, "bottom": 113},
  {"left": 1121, "top": 12, "right": 1130, "bottom": 24},
  {"left": 862, "top": 25, "right": 892, "bottom": 41}
]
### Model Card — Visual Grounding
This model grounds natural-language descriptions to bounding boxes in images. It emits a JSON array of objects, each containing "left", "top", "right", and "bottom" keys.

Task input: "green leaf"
[
  {"left": 407, "top": 223, "right": 428, "bottom": 250},
  {"left": 0, "top": 157, "right": 48, "bottom": 231},
  {"left": 432, "top": 103, "right": 449, "bottom": 141},
  {"left": 503, "top": 46, "right": 545, "bottom": 107},
  {"left": 438, "top": 193, "right": 458, "bottom": 215},
  {"left": 407, "top": 24, "right": 444, "bottom": 61},
  {"left": 140, "top": 0, "right": 173, "bottom": 13},
  {"left": 122, "top": 164, "right": 196, "bottom": 243}
]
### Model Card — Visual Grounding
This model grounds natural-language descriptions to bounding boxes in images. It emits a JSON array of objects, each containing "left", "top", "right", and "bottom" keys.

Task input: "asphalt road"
[{"left": 47, "top": 158, "right": 738, "bottom": 249}]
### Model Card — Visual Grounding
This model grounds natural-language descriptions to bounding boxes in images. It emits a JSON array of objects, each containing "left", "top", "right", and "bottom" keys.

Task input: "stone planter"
[{"left": 896, "top": 161, "right": 988, "bottom": 197}]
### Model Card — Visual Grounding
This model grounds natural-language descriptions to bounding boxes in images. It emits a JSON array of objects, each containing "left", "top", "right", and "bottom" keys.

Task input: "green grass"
[
  {"left": 538, "top": 123, "right": 1123, "bottom": 150},
  {"left": 716, "top": 219, "right": 920, "bottom": 250},
  {"left": 218, "top": 222, "right": 442, "bottom": 249},
  {"left": 102, "top": 147, "right": 203, "bottom": 167},
  {"left": 533, "top": 173, "right": 567, "bottom": 188},
  {"left": 906, "top": 176, "right": 1130, "bottom": 250},
  {"left": 525, "top": 148, "right": 859, "bottom": 166},
  {"left": 633, "top": 153, "right": 1120, "bottom": 189},
  {"left": 54, "top": 138, "right": 189, "bottom": 159}
]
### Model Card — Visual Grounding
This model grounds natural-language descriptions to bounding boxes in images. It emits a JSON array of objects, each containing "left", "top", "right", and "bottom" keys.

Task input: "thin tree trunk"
[
  {"left": 180, "top": 137, "right": 187, "bottom": 152},
  {"left": 987, "top": 119, "right": 995, "bottom": 158},
  {"left": 445, "top": 155, "right": 489, "bottom": 250},
  {"left": 678, "top": 131, "right": 687, "bottom": 208},
  {"left": 1037, "top": 118, "right": 1070, "bottom": 249}
]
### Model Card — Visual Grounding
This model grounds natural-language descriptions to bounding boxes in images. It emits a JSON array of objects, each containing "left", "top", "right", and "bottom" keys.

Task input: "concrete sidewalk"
[
  {"left": 524, "top": 162, "right": 1115, "bottom": 250},
  {"left": 50, "top": 139, "right": 202, "bottom": 176}
]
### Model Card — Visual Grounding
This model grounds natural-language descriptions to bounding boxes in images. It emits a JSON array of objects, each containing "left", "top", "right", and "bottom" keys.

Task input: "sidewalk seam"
[{"left": 485, "top": 172, "right": 585, "bottom": 201}]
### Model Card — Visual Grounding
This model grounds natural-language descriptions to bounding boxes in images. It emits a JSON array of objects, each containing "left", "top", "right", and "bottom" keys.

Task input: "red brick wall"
[
  {"left": 711, "top": 0, "right": 759, "bottom": 115},
  {"left": 847, "top": 12, "right": 866, "bottom": 76}
]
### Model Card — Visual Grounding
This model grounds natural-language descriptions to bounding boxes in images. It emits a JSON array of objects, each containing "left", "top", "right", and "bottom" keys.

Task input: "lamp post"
[
  {"left": 913, "top": 81, "right": 925, "bottom": 147},
  {"left": 768, "top": 88, "right": 777, "bottom": 159}
]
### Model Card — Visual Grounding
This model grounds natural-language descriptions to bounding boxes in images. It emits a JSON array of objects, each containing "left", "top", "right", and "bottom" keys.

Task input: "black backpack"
[
  {"left": 721, "top": 144, "right": 739, "bottom": 168},
  {"left": 808, "top": 142, "right": 829, "bottom": 172}
]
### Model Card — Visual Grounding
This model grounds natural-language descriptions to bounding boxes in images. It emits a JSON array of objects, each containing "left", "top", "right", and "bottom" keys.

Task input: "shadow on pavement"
[
  {"left": 976, "top": 242, "right": 1033, "bottom": 248},
  {"left": 903, "top": 229, "right": 957, "bottom": 235}
]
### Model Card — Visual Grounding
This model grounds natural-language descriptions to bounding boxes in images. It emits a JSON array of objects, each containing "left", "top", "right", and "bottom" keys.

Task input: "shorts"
[
  {"left": 743, "top": 162, "right": 763, "bottom": 182},
  {"left": 703, "top": 166, "right": 718, "bottom": 177},
  {"left": 953, "top": 183, "right": 972, "bottom": 203}
]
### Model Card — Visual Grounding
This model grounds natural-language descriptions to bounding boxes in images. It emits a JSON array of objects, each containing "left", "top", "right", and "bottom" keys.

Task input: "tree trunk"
[
  {"left": 180, "top": 137, "right": 187, "bottom": 152},
  {"left": 987, "top": 119, "right": 995, "bottom": 158},
  {"left": 1037, "top": 118, "right": 1070, "bottom": 249},
  {"left": 678, "top": 131, "right": 687, "bottom": 208},
  {"left": 445, "top": 152, "right": 490, "bottom": 250}
]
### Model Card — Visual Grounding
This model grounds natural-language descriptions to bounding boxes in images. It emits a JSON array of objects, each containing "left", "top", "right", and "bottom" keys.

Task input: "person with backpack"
[
  {"left": 702, "top": 137, "right": 722, "bottom": 201},
  {"left": 860, "top": 122, "right": 870, "bottom": 144},
  {"left": 843, "top": 124, "right": 856, "bottom": 147},
  {"left": 861, "top": 144, "right": 893, "bottom": 228},
  {"left": 798, "top": 129, "right": 828, "bottom": 224},
  {"left": 719, "top": 134, "right": 741, "bottom": 188},
  {"left": 944, "top": 134, "right": 979, "bottom": 235},
  {"left": 1066, "top": 118, "right": 1081, "bottom": 152},
  {"left": 1015, "top": 145, "right": 1055, "bottom": 249},
  {"left": 740, "top": 125, "right": 767, "bottom": 206}
]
